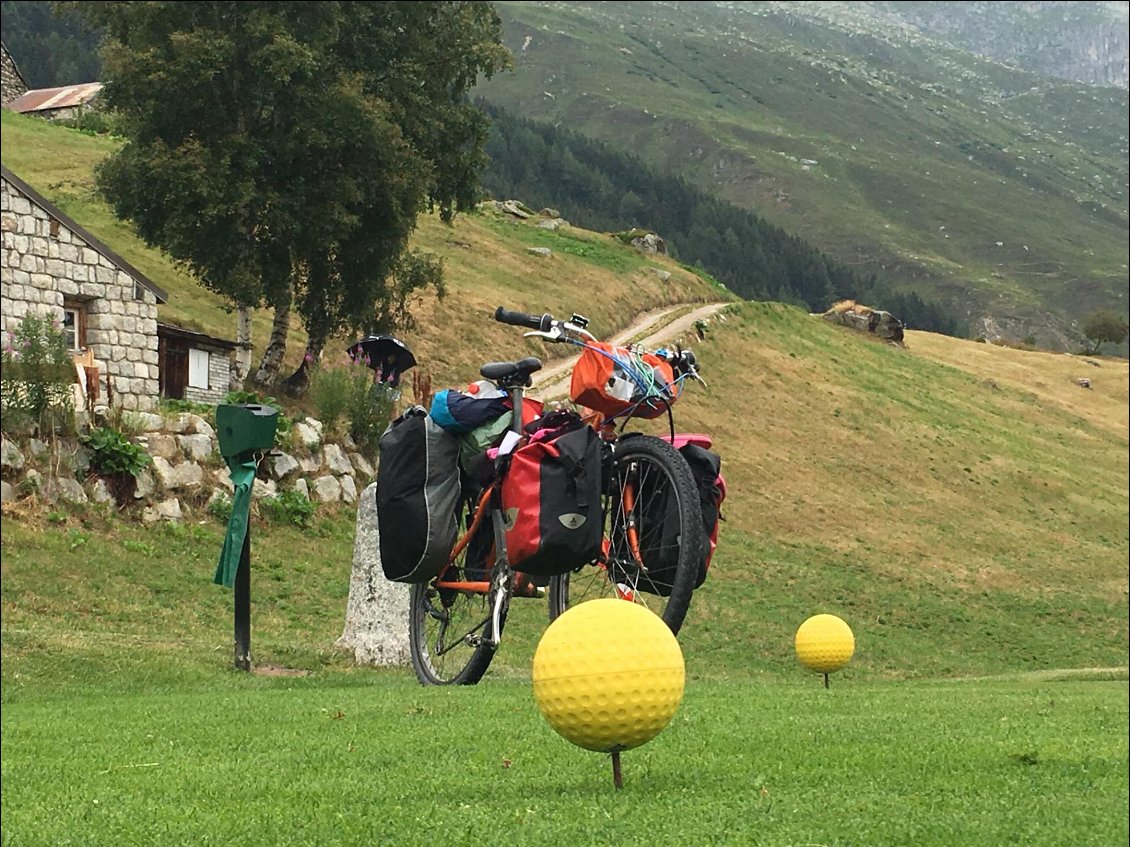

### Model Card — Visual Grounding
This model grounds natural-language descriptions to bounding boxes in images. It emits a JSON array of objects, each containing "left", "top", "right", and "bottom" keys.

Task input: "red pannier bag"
[
  {"left": 500, "top": 420, "right": 604, "bottom": 576},
  {"left": 569, "top": 341, "right": 680, "bottom": 420}
]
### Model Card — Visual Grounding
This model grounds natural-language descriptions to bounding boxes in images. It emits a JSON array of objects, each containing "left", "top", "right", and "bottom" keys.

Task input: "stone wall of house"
[
  {"left": 1, "top": 175, "right": 160, "bottom": 410},
  {"left": 183, "top": 348, "right": 233, "bottom": 406},
  {"left": 1, "top": 44, "right": 27, "bottom": 105}
]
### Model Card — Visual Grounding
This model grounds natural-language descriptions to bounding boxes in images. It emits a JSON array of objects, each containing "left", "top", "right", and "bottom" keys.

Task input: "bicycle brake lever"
[{"left": 523, "top": 327, "right": 563, "bottom": 342}]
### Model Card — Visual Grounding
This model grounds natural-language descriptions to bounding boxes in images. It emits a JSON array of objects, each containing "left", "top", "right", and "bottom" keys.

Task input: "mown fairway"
[{"left": 2, "top": 669, "right": 1126, "bottom": 847}]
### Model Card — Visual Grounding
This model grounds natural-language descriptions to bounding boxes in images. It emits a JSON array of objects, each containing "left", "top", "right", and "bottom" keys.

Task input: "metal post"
[{"left": 234, "top": 522, "right": 251, "bottom": 671}]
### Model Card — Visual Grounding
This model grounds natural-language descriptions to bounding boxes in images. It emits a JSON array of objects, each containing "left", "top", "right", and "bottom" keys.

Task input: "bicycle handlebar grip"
[{"left": 495, "top": 306, "right": 552, "bottom": 331}]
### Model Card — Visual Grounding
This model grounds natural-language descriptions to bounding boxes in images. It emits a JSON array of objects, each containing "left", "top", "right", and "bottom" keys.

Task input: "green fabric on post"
[{"left": 214, "top": 456, "right": 257, "bottom": 587}]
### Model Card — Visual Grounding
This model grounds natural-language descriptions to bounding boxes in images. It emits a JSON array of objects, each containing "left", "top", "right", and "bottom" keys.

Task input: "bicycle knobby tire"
[{"left": 548, "top": 434, "right": 706, "bottom": 635}]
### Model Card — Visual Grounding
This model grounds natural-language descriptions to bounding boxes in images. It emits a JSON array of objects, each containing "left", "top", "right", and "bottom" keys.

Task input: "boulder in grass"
[{"left": 822, "top": 300, "right": 905, "bottom": 343}]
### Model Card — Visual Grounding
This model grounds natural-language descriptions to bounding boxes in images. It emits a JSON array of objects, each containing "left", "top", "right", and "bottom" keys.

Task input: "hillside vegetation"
[
  {"left": 2, "top": 107, "right": 1127, "bottom": 682},
  {"left": 0, "top": 108, "right": 723, "bottom": 383},
  {"left": 477, "top": 0, "right": 1129, "bottom": 349}
]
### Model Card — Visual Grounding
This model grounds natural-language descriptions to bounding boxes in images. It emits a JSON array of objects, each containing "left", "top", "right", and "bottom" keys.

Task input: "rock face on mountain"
[{"left": 877, "top": 1, "right": 1129, "bottom": 89}]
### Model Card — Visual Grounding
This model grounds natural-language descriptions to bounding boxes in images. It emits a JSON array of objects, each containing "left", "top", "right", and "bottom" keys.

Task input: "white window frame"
[
  {"left": 62, "top": 306, "right": 82, "bottom": 352},
  {"left": 188, "top": 348, "right": 210, "bottom": 389}
]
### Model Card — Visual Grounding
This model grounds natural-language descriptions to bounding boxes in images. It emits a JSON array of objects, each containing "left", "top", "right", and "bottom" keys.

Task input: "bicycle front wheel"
[
  {"left": 547, "top": 434, "right": 704, "bottom": 635},
  {"left": 409, "top": 512, "right": 508, "bottom": 685}
]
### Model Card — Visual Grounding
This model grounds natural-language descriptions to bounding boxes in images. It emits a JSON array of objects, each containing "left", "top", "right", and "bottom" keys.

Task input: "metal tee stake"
[
  {"left": 234, "top": 521, "right": 252, "bottom": 671},
  {"left": 611, "top": 751, "right": 624, "bottom": 790}
]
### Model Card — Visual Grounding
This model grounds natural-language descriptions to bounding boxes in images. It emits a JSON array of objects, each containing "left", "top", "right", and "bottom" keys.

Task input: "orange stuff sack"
[{"left": 569, "top": 342, "right": 679, "bottom": 419}]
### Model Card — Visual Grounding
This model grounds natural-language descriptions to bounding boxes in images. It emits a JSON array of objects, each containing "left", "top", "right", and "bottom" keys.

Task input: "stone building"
[
  {"left": 0, "top": 42, "right": 28, "bottom": 106},
  {"left": 6, "top": 82, "right": 103, "bottom": 122},
  {"left": 157, "top": 322, "right": 237, "bottom": 406},
  {"left": 1, "top": 163, "right": 167, "bottom": 411}
]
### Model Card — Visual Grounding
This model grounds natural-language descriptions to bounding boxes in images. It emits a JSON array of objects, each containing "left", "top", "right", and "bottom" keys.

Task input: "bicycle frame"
[
  {"left": 419, "top": 311, "right": 708, "bottom": 655},
  {"left": 426, "top": 380, "right": 533, "bottom": 648}
]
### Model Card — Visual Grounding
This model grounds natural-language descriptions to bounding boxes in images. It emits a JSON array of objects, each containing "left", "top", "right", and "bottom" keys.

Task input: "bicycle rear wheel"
[
  {"left": 409, "top": 503, "right": 508, "bottom": 685},
  {"left": 547, "top": 434, "right": 704, "bottom": 635}
]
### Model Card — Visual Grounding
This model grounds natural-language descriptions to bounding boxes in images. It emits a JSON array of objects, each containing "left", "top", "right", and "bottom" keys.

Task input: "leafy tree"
[
  {"left": 1081, "top": 309, "right": 1129, "bottom": 354},
  {"left": 72, "top": 1, "right": 510, "bottom": 391}
]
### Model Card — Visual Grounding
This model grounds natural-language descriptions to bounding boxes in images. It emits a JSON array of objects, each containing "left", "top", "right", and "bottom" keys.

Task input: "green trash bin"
[{"left": 216, "top": 403, "right": 279, "bottom": 460}]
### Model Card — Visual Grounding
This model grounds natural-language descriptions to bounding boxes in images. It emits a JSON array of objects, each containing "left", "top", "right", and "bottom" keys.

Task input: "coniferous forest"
[
  {"left": 481, "top": 103, "right": 968, "bottom": 337},
  {"left": 0, "top": 0, "right": 965, "bottom": 337}
]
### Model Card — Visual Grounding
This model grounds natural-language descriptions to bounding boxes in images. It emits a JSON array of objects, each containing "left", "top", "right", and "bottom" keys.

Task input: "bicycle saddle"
[{"left": 480, "top": 357, "right": 543, "bottom": 386}]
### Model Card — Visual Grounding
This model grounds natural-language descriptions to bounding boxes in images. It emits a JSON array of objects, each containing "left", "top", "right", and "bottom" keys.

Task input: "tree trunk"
[
  {"left": 253, "top": 296, "right": 291, "bottom": 388},
  {"left": 231, "top": 307, "right": 253, "bottom": 391},
  {"left": 281, "top": 337, "right": 324, "bottom": 398}
]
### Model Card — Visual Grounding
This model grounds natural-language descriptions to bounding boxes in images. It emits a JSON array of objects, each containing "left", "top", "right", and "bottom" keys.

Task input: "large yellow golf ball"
[
  {"left": 532, "top": 599, "right": 685, "bottom": 753},
  {"left": 795, "top": 614, "right": 855, "bottom": 673}
]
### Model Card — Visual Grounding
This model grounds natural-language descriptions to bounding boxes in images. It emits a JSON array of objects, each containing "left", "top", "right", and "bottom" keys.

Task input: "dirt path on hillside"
[{"left": 531, "top": 301, "right": 731, "bottom": 399}]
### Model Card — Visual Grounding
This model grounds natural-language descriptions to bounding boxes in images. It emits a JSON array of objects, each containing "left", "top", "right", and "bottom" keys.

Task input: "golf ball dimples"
[
  {"left": 532, "top": 599, "right": 685, "bottom": 753},
  {"left": 795, "top": 614, "right": 855, "bottom": 673}
]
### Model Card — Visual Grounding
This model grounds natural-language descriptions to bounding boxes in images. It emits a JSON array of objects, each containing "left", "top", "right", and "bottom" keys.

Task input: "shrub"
[
  {"left": 207, "top": 493, "right": 233, "bottom": 524},
  {"left": 161, "top": 397, "right": 214, "bottom": 417},
  {"left": 308, "top": 360, "right": 394, "bottom": 450},
  {"left": 259, "top": 490, "right": 315, "bottom": 528},
  {"left": 0, "top": 315, "right": 76, "bottom": 435},
  {"left": 348, "top": 379, "right": 394, "bottom": 453},
  {"left": 307, "top": 364, "right": 354, "bottom": 437}
]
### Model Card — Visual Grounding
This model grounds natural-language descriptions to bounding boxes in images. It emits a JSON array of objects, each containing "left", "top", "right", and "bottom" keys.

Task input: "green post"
[{"left": 214, "top": 404, "right": 278, "bottom": 672}]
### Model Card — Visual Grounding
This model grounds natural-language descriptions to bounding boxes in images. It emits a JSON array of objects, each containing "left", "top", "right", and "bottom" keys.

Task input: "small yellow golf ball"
[
  {"left": 795, "top": 614, "right": 855, "bottom": 673},
  {"left": 532, "top": 599, "right": 685, "bottom": 753}
]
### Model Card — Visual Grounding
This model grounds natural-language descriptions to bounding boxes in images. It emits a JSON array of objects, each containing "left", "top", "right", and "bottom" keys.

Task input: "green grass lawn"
[
  {"left": 2, "top": 669, "right": 1126, "bottom": 846},
  {"left": 2, "top": 505, "right": 1127, "bottom": 846}
]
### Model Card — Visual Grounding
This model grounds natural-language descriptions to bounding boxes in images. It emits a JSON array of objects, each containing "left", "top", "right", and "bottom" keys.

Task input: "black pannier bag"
[
  {"left": 500, "top": 419, "right": 604, "bottom": 576},
  {"left": 376, "top": 406, "right": 462, "bottom": 583},
  {"left": 623, "top": 443, "right": 723, "bottom": 596}
]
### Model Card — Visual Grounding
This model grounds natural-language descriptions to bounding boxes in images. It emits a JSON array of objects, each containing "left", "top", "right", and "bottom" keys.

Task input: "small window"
[
  {"left": 62, "top": 306, "right": 83, "bottom": 352},
  {"left": 188, "top": 348, "right": 210, "bottom": 389},
  {"left": 134, "top": 280, "right": 145, "bottom": 302}
]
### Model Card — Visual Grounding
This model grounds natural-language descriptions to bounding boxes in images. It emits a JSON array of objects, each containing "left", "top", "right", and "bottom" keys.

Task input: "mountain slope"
[{"left": 476, "top": 0, "right": 1129, "bottom": 350}]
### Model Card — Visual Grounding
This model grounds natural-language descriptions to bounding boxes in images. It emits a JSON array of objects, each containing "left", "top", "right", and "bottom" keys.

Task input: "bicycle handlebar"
[
  {"left": 494, "top": 306, "right": 552, "bottom": 332},
  {"left": 494, "top": 305, "right": 704, "bottom": 381}
]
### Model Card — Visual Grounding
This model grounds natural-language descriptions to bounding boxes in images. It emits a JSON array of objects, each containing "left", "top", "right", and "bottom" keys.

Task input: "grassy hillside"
[
  {"left": 477, "top": 1, "right": 1129, "bottom": 349},
  {"left": 2, "top": 29, "right": 1127, "bottom": 843},
  {"left": 0, "top": 109, "right": 722, "bottom": 384},
  {"left": 2, "top": 105, "right": 1126, "bottom": 681},
  {"left": 3, "top": 302, "right": 1125, "bottom": 685},
  {"left": 3, "top": 121, "right": 1126, "bottom": 841}
]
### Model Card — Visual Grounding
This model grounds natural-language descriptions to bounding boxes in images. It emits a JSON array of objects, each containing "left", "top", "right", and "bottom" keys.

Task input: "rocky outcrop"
[
  {"left": 888, "top": 1, "right": 1129, "bottom": 89},
  {"left": 822, "top": 300, "right": 905, "bottom": 343}
]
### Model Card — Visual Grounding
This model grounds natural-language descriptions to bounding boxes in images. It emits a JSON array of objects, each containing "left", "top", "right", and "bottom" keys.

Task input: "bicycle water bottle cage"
[{"left": 480, "top": 357, "right": 543, "bottom": 388}]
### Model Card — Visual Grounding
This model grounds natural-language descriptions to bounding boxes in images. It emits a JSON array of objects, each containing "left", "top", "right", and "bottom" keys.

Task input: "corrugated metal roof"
[{"left": 7, "top": 82, "right": 102, "bottom": 114}]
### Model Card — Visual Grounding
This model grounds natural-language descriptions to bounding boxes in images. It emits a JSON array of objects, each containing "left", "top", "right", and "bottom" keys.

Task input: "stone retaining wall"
[{"left": 0, "top": 413, "right": 373, "bottom": 520}]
